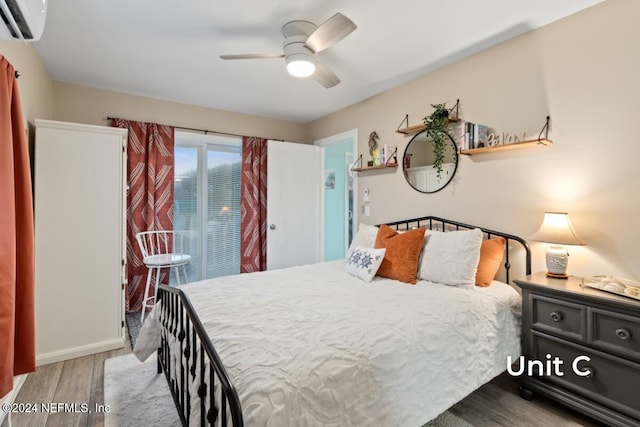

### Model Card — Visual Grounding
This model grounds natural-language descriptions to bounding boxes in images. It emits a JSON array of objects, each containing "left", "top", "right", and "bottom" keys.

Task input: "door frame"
[{"left": 315, "top": 129, "right": 358, "bottom": 261}]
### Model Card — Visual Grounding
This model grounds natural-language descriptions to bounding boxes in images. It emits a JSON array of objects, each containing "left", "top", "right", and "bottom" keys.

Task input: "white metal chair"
[{"left": 136, "top": 230, "right": 191, "bottom": 322}]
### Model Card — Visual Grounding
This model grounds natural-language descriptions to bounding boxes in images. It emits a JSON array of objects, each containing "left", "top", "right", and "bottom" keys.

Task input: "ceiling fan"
[{"left": 220, "top": 13, "right": 357, "bottom": 89}]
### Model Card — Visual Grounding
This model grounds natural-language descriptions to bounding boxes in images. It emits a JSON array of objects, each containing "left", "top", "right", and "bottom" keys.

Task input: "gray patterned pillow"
[{"left": 345, "top": 246, "right": 386, "bottom": 282}]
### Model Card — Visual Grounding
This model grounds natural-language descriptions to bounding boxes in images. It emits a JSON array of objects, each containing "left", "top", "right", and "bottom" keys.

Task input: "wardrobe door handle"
[
  {"left": 550, "top": 311, "right": 563, "bottom": 322},
  {"left": 616, "top": 328, "right": 631, "bottom": 340}
]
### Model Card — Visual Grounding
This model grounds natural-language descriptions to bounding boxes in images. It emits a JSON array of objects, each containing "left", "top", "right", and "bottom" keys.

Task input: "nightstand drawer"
[
  {"left": 590, "top": 308, "right": 640, "bottom": 362},
  {"left": 533, "top": 332, "right": 640, "bottom": 421},
  {"left": 531, "top": 294, "right": 585, "bottom": 341}
]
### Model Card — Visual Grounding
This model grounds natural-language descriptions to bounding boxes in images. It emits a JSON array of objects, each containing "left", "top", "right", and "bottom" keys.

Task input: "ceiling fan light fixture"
[
  {"left": 286, "top": 54, "right": 316, "bottom": 78},
  {"left": 221, "top": 13, "right": 356, "bottom": 88}
]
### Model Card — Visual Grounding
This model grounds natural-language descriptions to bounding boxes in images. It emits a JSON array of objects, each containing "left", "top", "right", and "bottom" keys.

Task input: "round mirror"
[{"left": 402, "top": 129, "right": 458, "bottom": 193}]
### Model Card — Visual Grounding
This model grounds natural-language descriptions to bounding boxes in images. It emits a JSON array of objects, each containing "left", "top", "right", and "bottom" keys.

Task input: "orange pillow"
[
  {"left": 374, "top": 225, "right": 426, "bottom": 284},
  {"left": 475, "top": 237, "right": 506, "bottom": 287}
]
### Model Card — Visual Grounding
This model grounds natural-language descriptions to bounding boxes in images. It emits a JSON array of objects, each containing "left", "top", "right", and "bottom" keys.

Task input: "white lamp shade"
[
  {"left": 530, "top": 212, "right": 585, "bottom": 246},
  {"left": 286, "top": 54, "right": 316, "bottom": 77}
]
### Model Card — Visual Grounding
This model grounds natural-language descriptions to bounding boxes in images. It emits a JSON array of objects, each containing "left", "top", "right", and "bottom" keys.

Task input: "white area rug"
[
  {"left": 104, "top": 353, "right": 472, "bottom": 427},
  {"left": 104, "top": 353, "right": 180, "bottom": 427}
]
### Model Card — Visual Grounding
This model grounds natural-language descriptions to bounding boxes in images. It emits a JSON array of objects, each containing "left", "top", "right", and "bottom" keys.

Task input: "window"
[{"left": 173, "top": 132, "right": 241, "bottom": 282}]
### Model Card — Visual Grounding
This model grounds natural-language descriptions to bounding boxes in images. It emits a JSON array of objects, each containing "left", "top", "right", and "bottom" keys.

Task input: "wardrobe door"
[{"left": 34, "top": 119, "right": 127, "bottom": 365}]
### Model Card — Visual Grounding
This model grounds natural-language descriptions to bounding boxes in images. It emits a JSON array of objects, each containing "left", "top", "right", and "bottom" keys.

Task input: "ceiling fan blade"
[
  {"left": 314, "top": 62, "right": 340, "bottom": 88},
  {"left": 304, "top": 13, "right": 356, "bottom": 53},
  {"left": 220, "top": 54, "right": 285, "bottom": 60}
]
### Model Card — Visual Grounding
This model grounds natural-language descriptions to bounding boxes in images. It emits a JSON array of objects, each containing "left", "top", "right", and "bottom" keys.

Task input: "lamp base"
[
  {"left": 545, "top": 271, "right": 569, "bottom": 279},
  {"left": 546, "top": 244, "right": 569, "bottom": 278}
]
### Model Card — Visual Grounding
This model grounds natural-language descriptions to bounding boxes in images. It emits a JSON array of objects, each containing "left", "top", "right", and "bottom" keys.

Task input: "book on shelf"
[
  {"left": 474, "top": 124, "right": 488, "bottom": 148},
  {"left": 375, "top": 144, "right": 397, "bottom": 165},
  {"left": 448, "top": 120, "right": 490, "bottom": 150}
]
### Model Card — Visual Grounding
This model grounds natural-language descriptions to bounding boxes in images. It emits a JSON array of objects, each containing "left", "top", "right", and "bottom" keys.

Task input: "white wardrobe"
[{"left": 34, "top": 119, "right": 127, "bottom": 365}]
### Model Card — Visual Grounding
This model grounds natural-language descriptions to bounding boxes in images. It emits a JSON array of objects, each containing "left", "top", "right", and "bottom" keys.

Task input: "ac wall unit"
[{"left": 0, "top": 0, "right": 47, "bottom": 41}]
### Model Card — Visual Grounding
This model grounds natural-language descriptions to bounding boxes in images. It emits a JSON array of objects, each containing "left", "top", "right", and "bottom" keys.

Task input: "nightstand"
[{"left": 515, "top": 273, "right": 640, "bottom": 427}]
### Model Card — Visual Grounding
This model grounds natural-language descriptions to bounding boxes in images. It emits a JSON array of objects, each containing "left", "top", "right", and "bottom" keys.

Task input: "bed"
[{"left": 134, "top": 216, "right": 531, "bottom": 427}]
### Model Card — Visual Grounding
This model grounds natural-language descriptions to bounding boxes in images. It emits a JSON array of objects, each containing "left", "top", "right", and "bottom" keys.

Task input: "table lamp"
[{"left": 530, "top": 212, "right": 585, "bottom": 278}]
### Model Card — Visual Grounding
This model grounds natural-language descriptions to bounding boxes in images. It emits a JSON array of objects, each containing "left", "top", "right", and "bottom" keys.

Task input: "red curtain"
[
  {"left": 240, "top": 136, "right": 268, "bottom": 272},
  {"left": 111, "top": 118, "right": 174, "bottom": 312},
  {"left": 0, "top": 56, "right": 35, "bottom": 398}
]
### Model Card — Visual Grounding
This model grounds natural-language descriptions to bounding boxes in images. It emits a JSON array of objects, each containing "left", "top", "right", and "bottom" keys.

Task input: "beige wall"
[
  {"left": 0, "top": 41, "right": 53, "bottom": 130},
  {"left": 0, "top": 43, "right": 305, "bottom": 142},
  {"left": 5, "top": 1, "right": 639, "bottom": 280},
  {"left": 52, "top": 82, "right": 307, "bottom": 143},
  {"left": 308, "top": 0, "right": 640, "bottom": 280}
]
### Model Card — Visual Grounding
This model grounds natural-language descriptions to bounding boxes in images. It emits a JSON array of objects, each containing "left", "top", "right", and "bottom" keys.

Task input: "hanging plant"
[{"left": 423, "top": 103, "right": 452, "bottom": 179}]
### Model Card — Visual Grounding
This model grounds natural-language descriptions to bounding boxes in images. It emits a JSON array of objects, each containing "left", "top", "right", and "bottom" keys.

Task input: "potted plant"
[{"left": 423, "top": 103, "right": 453, "bottom": 179}]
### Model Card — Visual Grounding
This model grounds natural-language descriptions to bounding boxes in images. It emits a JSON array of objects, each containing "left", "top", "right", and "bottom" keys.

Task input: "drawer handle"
[
  {"left": 550, "top": 311, "right": 563, "bottom": 322},
  {"left": 616, "top": 328, "right": 631, "bottom": 341}
]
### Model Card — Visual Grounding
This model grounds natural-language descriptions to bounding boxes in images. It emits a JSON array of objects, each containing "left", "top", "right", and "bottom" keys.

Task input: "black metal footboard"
[{"left": 156, "top": 285, "right": 243, "bottom": 426}]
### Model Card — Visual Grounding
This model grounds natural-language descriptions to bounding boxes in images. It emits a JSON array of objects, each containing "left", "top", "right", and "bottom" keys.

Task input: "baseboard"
[
  {"left": 0, "top": 374, "right": 28, "bottom": 426},
  {"left": 36, "top": 338, "right": 124, "bottom": 366}
]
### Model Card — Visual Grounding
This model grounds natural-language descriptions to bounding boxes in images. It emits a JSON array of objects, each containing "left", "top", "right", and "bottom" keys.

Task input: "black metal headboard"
[{"left": 382, "top": 216, "right": 531, "bottom": 284}]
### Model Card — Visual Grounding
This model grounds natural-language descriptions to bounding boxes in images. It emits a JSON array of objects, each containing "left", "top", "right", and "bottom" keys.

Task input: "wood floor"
[
  {"left": 2, "top": 336, "right": 131, "bottom": 427},
  {"left": 3, "top": 331, "right": 607, "bottom": 427},
  {"left": 450, "top": 374, "right": 605, "bottom": 427}
]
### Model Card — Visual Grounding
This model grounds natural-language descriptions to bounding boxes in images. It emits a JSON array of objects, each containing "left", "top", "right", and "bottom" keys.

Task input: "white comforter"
[{"left": 135, "top": 261, "right": 521, "bottom": 427}]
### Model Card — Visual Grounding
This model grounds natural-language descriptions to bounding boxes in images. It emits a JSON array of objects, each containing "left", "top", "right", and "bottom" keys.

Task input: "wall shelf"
[
  {"left": 396, "top": 117, "right": 462, "bottom": 135},
  {"left": 350, "top": 148, "right": 398, "bottom": 172},
  {"left": 396, "top": 99, "right": 460, "bottom": 135},
  {"left": 351, "top": 163, "right": 398, "bottom": 172},
  {"left": 396, "top": 124, "right": 427, "bottom": 135},
  {"left": 459, "top": 116, "right": 552, "bottom": 155},
  {"left": 459, "top": 138, "right": 552, "bottom": 155}
]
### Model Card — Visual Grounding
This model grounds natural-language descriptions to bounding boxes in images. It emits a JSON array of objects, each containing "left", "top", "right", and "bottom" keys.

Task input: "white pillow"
[
  {"left": 346, "top": 223, "right": 379, "bottom": 260},
  {"left": 345, "top": 246, "right": 386, "bottom": 282},
  {"left": 418, "top": 228, "right": 483, "bottom": 286}
]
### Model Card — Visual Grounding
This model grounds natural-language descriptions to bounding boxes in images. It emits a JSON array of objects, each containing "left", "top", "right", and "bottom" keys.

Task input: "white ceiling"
[{"left": 33, "top": 0, "right": 602, "bottom": 123}]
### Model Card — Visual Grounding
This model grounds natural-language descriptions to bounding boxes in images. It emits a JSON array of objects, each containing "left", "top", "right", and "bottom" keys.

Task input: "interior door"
[
  {"left": 316, "top": 129, "right": 358, "bottom": 262},
  {"left": 322, "top": 138, "right": 354, "bottom": 261},
  {"left": 266, "top": 140, "right": 321, "bottom": 270}
]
